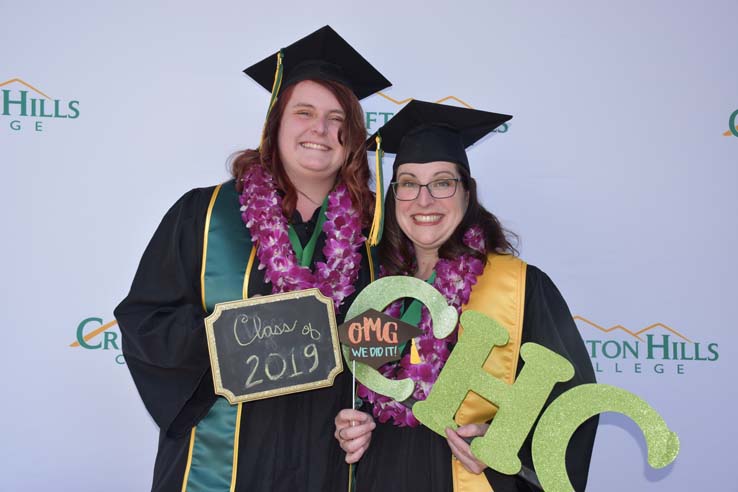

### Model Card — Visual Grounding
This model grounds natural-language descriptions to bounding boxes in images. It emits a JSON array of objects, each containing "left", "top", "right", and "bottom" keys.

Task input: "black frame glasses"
[{"left": 390, "top": 178, "right": 461, "bottom": 201}]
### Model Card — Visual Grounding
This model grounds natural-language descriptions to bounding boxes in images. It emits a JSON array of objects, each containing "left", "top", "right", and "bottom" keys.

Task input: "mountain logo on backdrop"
[
  {"left": 70, "top": 317, "right": 124, "bottom": 365},
  {"left": 363, "top": 91, "right": 511, "bottom": 135},
  {"left": 1, "top": 78, "right": 80, "bottom": 132},
  {"left": 723, "top": 109, "right": 738, "bottom": 137},
  {"left": 575, "top": 315, "right": 719, "bottom": 375}
]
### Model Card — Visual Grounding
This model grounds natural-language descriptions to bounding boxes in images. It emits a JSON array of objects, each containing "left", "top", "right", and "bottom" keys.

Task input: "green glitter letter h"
[{"left": 413, "top": 311, "right": 575, "bottom": 475}]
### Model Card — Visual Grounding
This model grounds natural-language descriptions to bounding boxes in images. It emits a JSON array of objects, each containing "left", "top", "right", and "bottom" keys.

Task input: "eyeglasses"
[{"left": 390, "top": 178, "right": 461, "bottom": 201}]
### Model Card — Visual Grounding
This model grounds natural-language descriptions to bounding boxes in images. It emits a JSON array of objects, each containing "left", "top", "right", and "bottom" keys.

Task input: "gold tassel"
[
  {"left": 368, "top": 134, "right": 384, "bottom": 246},
  {"left": 258, "top": 50, "right": 284, "bottom": 150},
  {"left": 410, "top": 339, "right": 420, "bottom": 364}
]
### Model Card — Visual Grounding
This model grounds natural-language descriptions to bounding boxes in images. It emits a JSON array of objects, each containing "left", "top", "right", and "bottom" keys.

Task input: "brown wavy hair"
[
  {"left": 230, "top": 79, "right": 374, "bottom": 226},
  {"left": 379, "top": 163, "right": 518, "bottom": 276}
]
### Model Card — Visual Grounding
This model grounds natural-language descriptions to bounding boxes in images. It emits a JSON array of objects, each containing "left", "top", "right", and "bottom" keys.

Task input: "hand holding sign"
[
  {"left": 334, "top": 409, "right": 376, "bottom": 464},
  {"left": 445, "top": 423, "right": 489, "bottom": 474}
]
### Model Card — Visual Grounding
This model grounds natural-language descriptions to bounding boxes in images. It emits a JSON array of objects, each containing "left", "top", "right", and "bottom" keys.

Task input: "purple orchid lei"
[
  {"left": 239, "top": 164, "right": 365, "bottom": 308},
  {"left": 357, "top": 226, "right": 486, "bottom": 427}
]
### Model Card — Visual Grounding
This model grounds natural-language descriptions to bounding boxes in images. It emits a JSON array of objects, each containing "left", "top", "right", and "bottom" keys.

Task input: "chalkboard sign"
[{"left": 204, "top": 288, "right": 343, "bottom": 403}]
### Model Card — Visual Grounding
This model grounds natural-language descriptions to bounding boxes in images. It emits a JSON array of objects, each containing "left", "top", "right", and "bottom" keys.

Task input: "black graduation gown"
[
  {"left": 355, "top": 266, "right": 598, "bottom": 492},
  {"left": 115, "top": 186, "right": 374, "bottom": 492}
]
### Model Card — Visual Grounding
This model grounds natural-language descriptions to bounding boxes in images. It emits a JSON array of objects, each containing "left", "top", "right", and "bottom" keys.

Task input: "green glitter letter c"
[
  {"left": 532, "top": 384, "right": 680, "bottom": 492},
  {"left": 343, "top": 276, "right": 458, "bottom": 402}
]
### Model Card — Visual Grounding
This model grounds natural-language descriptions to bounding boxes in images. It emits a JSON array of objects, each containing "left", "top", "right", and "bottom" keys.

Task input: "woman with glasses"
[{"left": 334, "top": 100, "right": 597, "bottom": 492}]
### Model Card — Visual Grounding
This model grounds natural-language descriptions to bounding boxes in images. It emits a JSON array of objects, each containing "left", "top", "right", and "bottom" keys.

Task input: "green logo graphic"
[
  {"left": 1, "top": 78, "right": 80, "bottom": 132},
  {"left": 363, "top": 92, "right": 509, "bottom": 134},
  {"left": 576, "top": 316, "right": 719, "bottom": 375},
  {"left": 70, "top": 317, "right": 125, "bottom": 365}
]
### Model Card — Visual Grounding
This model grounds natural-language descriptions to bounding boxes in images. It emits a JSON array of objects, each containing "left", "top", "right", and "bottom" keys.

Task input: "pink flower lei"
[
  {"left": 357, "top": 226, "right": 486, "bottom": 427},
  {"left": 239, "top": 164, "right": 365, "bottom": 308}
]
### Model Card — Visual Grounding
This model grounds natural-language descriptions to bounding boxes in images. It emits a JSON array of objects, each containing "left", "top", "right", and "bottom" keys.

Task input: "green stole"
[
  {"left": 182, "top": 179, "right": 377, "bottom": 492},
  {"left": 181, "top": 180, "right": 251, "bottom": 492}
]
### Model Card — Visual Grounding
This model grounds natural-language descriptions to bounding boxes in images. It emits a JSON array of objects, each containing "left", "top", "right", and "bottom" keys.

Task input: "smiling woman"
[
  {"left": 114, "top": 26, "right": 390, "bottom": 492},
  {"left": 392, "top": 162, "right": 469, "bottom": 279},
  {"left": 334, "top": 100, "right": 598, "bottom": 492},
  {"left": 234, "top": 75, "right": 373, "bottom": 224},
  {"left": 275, "top": 80, "right": 351, "bottom": 218}
]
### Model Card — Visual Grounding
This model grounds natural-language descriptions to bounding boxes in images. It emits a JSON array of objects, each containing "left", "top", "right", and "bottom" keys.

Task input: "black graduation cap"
[
  {"left": 244, "top": 25, "right": 391, "bottom": 100},
  {"left": 367, "top": 99, "right": 512, "bottom": 172}
]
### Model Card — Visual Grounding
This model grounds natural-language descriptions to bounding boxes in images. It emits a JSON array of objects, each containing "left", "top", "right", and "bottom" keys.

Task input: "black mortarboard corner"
[
  {"left": 244, "top": 25, "right": 391, "bottom": 101},
  {"left": 367, "top": 100, "right": 512, "bottom": 172}
]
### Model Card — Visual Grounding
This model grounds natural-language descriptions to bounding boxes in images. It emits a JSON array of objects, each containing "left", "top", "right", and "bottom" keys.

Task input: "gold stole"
[{"left": 451, "top": 254, "right": 527, "bottom": 492}]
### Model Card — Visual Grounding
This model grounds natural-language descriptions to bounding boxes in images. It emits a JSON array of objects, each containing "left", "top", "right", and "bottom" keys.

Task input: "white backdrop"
[{"left": 2, "top": 1, "right": 736, "bottom": 490}]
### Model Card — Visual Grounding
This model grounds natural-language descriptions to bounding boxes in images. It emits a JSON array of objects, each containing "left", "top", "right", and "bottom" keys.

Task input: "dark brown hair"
[
  {"left": 230, "top": 79, "right": 374, "bottom": 226},
  {"left": 379, "top": 163, "right": 518, "bottom": 276}
]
